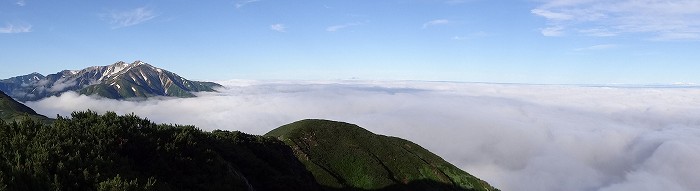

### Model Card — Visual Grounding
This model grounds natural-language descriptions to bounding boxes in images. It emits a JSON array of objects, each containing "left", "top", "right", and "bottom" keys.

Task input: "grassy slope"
[
  {"left": 0, "top": 91, "right": 51, "bottom": 123},
  {"left": 266, "top": 119, "right": 498, "bottom": 191}
]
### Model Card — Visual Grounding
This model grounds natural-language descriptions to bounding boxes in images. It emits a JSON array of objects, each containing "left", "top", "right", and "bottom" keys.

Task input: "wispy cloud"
[
  {"left": 532, "top": 0, "right": 700, "bottom": 41},
  {"left": 540, "top": 26, "right": 564, "bottom": 36},
  {"left": 422, "top": 19, "right": 450, "bottom": 28},
  {"left": 452, "top": 31, "right": 491, "bottom": 41},
  {"left": 575, "top": 44, "right": 619, "bottom": 51},
  {"left": 16, "top": 0, "right": 26, "bottom": 6},
  {"left": 653, "top": 32, "right": 700, "bottom": 41},
  {"left": 0, "top": 23, "right": 32, "bottom": 34},
  {"left": 326, "top": 22, "right": 363, "bottom": 32},
  {"left": 270, "top": 23, "right": 286, "bottom": 32},
  {"left": 106, "top": 7, "right": 157, "bottom": 29},
  {"left": 578, "top": 28, "right": 618, "bottom": 37},
  {"left": 452, "top": 36, "right": 468, "bottom": 40},
  {"left": 235, "top": 0, "right": 261, "bottom": 9}
]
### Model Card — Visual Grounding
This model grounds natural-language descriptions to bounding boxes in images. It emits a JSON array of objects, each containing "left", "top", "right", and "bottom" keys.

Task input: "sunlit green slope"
[{"left": 266, "top": 119, "right": 498, "bottom": 191}]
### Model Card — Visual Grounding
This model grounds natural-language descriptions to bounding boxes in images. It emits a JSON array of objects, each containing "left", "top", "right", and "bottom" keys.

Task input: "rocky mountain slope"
[{"left": 0, "top": 61, "right": 221, "bottom": 102}]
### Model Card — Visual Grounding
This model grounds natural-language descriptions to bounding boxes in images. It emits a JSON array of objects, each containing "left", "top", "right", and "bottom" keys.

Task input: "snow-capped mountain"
[{"left": 0, "top": 61, "right": 221, "bottom": 102}]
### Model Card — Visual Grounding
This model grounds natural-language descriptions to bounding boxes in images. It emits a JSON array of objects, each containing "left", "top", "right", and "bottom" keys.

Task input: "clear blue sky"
[{"left": 1, "top": 0, "right": 699, "bottom": 84}]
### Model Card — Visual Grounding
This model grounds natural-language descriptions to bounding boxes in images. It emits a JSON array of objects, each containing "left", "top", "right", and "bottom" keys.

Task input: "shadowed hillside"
[
  {"left": 0, "top": 111, "right": 321, "bottom": 191},
  {"left": 0, "top": 90, "right": 50, "bottom": 123}
]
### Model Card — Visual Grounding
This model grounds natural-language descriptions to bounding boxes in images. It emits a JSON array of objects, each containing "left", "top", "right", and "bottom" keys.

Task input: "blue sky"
[{"left": 1, "top": 0, "right": 699, "bottom": 84}]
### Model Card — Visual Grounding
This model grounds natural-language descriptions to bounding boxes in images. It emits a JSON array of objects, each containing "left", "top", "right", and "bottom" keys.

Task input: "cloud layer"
[
  {"left": 26, "top": 81, "right": 700, "bottom": 191},
  {"left": 532, "top": 0, "right": 700, "bottom": 40}
]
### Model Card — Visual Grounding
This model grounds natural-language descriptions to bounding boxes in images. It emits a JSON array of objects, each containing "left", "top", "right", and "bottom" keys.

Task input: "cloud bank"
[
  {"left": 532, "top": 0, "right": 700, "bottom": 40},
  {"left": 26, "top": 81, "right": 700, "bottom": 191}
]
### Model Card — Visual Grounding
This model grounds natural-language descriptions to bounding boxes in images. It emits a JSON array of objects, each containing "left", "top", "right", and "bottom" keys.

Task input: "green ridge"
[
  {"left": 266, "top": 119, "right": 499, "bottom": 191},
  {"left": 0, "top": 90, "right": 51, "bottom": 123}
]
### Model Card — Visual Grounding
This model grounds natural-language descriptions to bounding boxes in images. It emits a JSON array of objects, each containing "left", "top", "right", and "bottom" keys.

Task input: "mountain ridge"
[
  {"left": 0, "top": 90, "right": 51, "bottom": 123},
  {"left": 0, "top": 61, "right": 222, "bottom": 101},
  {"left": 266, "top": 119, "right": 498, "bottom": 191}
]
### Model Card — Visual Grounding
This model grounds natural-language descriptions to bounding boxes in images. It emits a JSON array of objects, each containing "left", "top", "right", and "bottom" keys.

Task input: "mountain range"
[{"left": 0, "top": 61, "right": 221, "bottom": 102}]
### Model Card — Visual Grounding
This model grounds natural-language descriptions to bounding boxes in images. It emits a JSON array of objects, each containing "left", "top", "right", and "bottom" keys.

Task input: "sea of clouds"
[{"left": 26, "top": 80, "right": 700, "bottom": 191}]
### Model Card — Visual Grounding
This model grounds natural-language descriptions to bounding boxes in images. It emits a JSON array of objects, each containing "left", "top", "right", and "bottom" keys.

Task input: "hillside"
[
  {"left": 0, "top": 90, "right": 50, "bottom": 123},
  {"left": 0, "top": 61, "right": 221, "bottom": 102},
  {"left": 0, "top": 111, "right": 322, "bottom": 191},
  {"left": 266, "top": 119, "right": 498, "bottom": 191}
]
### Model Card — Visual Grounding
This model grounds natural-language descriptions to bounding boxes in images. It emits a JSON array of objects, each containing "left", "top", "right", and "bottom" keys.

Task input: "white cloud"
[
  {"left": 575, "top": 44, "right": 619, "bottom": 51},
  {"left": 0, "top": 23, "right": 32, "bottom": 34},
  {"left": 106, "top": 7, "right": 157, "bottom": 29},
  {"left": 16, "top": 0, "right": 25, "bottom": 6},
  {"left": 422, "top": 19, "right": 450, "bottom": 28},
  {"left": 531, "top": 9, "right": 573, "bottom": 21},
  {"left": 326, "top": 22, "right": 363, "bottom": 32},
  {"left": 540, "top": 26, "right": 565, "bottom": 36},
  {"left": 235, "top": 0, "right": 261, "bottom": 9},
  {"left": 452, "top": 36, "right": 468, "bottom": 40},
  {"left": 653, "top": 32, "right": 700, "bottom": 41},
  {"left": 578, "top": 28, "right": 619, "bottom": 37},
  {"left": 26, "top": 81, "right": 700, "bottom": 191},
  {"left": 270, "top": 23, "right": 286, "bottom": 32},
  {"left": 453, "top": 31, "right": 491, "bottom": 40},
  {"left": 47, "top": 78, "right": 78, "bottom": 92},
  {"left": 532, "top": 0, "right": 700, "bottom": 40}
]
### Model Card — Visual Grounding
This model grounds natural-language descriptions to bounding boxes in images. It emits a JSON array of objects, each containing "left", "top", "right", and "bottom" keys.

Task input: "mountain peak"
[
  {"left": 132, "top": 60, "right": 146, "bottom": 65},
  {"left": 0, "top": 61, "right": 222, "bottom": 102}
]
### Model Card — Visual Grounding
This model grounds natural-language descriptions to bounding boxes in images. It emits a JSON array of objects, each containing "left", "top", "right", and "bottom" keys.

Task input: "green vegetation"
[
  {"left": 266, "top": 119, "right": 499, "bottom": 191},
  {"left": 0, "top": 91, "right": 51, "bottom": 123},
  {"left": 0, "top": 111, "right": 320, "bottom": 191}
]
